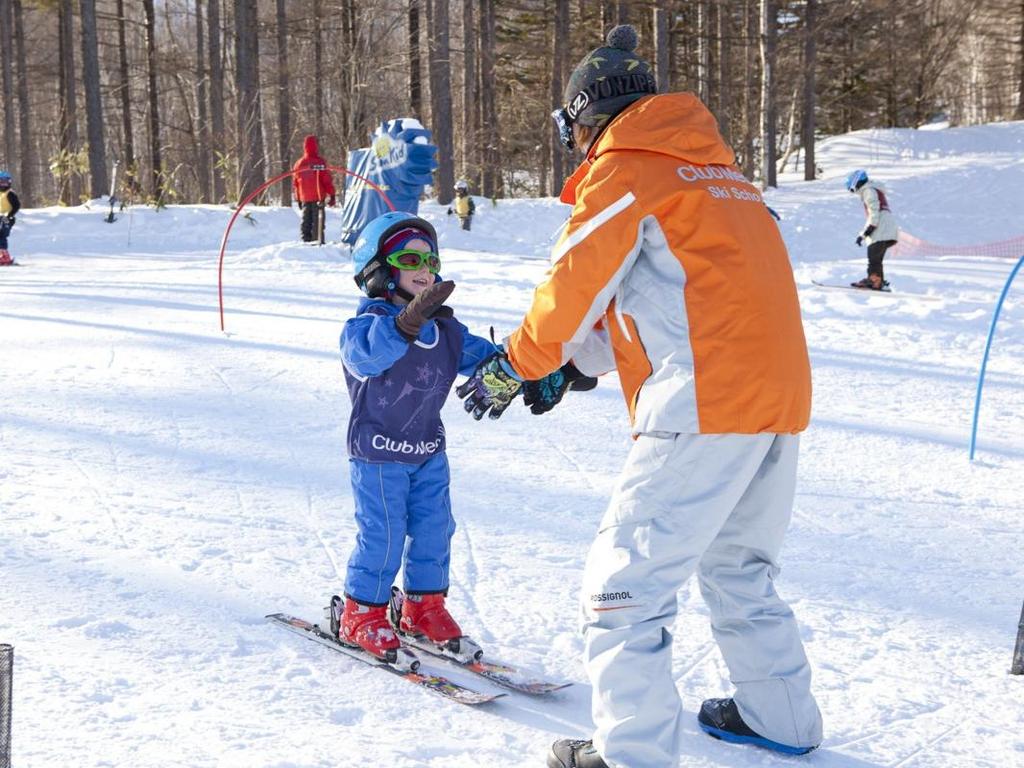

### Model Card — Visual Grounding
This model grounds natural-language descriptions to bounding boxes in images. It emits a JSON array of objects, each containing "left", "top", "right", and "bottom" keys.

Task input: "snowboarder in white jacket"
[{"left": 847, "top": 169, "right": 899, "bottom": 290}]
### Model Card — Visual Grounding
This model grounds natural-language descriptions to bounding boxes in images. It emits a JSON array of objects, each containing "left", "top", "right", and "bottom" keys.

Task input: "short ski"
[
  {"left": 810, "top": 280, "right": 941, "bottom": 301},
  {"left": 388, "top": 588, "right": 571, "bottom": 696},
  {"left": 265, "top": 612, "right": 505, "bottom": 706},
  {"left": 398, "top": 634, "right": 572, "bottom": 695}
]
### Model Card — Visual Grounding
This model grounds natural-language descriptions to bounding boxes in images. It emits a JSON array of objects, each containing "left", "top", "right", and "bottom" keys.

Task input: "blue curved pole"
[{"left": 969, "top": 253, "right": 1024, "bottom": 460}]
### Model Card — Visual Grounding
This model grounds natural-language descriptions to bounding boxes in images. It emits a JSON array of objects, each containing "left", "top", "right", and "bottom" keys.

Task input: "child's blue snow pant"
[
  {"left": 0, "top": 218, "right": 10, "bottom": 250},
  {"left": 344, "top": 453, "right": 455, "bottom": 605}
]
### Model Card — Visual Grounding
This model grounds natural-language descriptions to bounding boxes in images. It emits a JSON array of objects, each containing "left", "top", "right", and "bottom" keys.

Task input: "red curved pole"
[{"left": 218, "top": 165, "right": 396, "bottom": 332}]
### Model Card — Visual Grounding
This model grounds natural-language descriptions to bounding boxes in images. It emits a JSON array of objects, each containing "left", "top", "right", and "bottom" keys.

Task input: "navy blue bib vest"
[{"left": 345, "top": 311, "right": 463, "bottom": 464}]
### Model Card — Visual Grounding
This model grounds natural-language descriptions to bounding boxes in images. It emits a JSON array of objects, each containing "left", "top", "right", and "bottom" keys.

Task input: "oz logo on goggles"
[
  {"left": 551, "top": 91, "right": 590, "bottom": 151},
  {"left": 386, "top": 248, "right": 441, "bottom": 274}
]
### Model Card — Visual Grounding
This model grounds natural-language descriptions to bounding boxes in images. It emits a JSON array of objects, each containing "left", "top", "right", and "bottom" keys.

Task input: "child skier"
[
  {"left": 0, "top": 171, "right": 21, "bottom": 266},
  {"left": 334, "top": 211, "right": 498, "bottom": 661},
  {"left": 447, "top": 179, "right": 475, "bottom": 231},
  {"left": 846, "top": 169, "right": 899, "bottom": 290},
  {"left": 292, "top": 135, "right": 336, "bottom": 243}
]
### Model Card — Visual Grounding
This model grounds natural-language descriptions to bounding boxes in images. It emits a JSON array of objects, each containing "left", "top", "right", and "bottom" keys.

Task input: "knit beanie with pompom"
[{"left": 562, "top": 24, "right": 657, "bottom": 129}]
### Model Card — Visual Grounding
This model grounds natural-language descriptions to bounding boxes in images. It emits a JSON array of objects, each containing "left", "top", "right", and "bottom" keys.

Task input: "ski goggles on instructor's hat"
[
  {"left": 386, "top": 248, "right": 441, "bottom": 274},
  {"left": 551, "top": 108, "right": 575, "bottom": 151}
]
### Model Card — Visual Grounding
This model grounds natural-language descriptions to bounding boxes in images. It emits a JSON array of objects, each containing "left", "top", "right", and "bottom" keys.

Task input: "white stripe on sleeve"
[{"left": 551, "top": 191, "right": 637, "bottom": 264}]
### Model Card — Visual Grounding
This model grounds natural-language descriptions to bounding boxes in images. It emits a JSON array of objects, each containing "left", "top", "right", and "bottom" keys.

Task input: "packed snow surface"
[{"left": 2, "top": 121, "right": 1023, "bottom": 767}]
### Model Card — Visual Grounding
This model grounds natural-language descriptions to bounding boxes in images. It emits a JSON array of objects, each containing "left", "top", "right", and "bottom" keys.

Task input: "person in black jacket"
[{"left": 0, "top": 170, "right": 21, "bottom": 266}]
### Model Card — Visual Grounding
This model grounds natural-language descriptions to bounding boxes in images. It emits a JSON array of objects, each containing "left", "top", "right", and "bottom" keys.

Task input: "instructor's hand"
[{"left": 522, "top": 361, "right": 593, "bottom": 415}]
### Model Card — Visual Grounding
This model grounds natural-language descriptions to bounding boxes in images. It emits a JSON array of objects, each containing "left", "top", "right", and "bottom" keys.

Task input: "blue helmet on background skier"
[
  {"left": 0, "top": 171, "right": 11, "bottom": 190},
  {"left": 845, "top": 169, "right": 868, "bottom": 192},
  {"left": 352, "top": 211, "right": 438, "bottom": 298}
]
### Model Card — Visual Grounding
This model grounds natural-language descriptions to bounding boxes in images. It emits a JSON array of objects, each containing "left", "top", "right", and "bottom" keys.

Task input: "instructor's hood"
[
  {"left": 302, "top": 134, "right": 321, "bottom": 158},
  {"left": 560, "top": 92, "right": 735, "bottom": 204}
]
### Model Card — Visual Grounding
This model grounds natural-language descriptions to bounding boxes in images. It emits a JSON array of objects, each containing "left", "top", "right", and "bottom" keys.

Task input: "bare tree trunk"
[
  {"left": 410, "top": 0, "right": 422, "bottom": 117},
  {"left": 58, "top": 0, "right": 82, "bottom": 204},
  {"left": 777, "top": 82, "right": 799, "bottom": 174},
  {"left": 717, "top": 0, "right": 732, "bottom": 145},
  {"left": 462, "top": 0, "right": 476, "bottom": 181},
  {"left": 480, "top": 0, "right": 500, "bottom": 198},
  {"left": 740, "top": 0, "right": 756, "bottom": 177},
  {"left": 79, "top": 0, "right": 108, "bottom": 198},
  {"left": 698, "top": 1, "right": 711, "bottom": 104},
  {"left": 142, "top": 0, "right": 163, "bottom": 202},
  {"left": 0, "top": 1, "right": 14, "bottom": 174},
  {"left": 550, "top": 0, "right": 569, "bottom": 193},
  {"left": 314, "top": 0, "right": 324, "bottom": 136},
  {"left": 115, "top": 0, "right": 137, "bottom": 198},
  {"left": 601, "top": 1, "right": 615, "bottom": 37},
  {"left": 208, "top": 0, "right": 226, "bottom": 202},
  {"left": 235, "top": 0, "right": 267, "bottom": 199},
  {"left": 472, "top": 7, "right": 483, "bottom": 193},
  {"left": 276, "top": 0, "right": 291, "bottom": 205},
  {"left": 339, "top": 0, "right": 356, "bottom": 145},
  {"left": 12, "top": 0, "right": 33, "bottom": 203},
  {"left": 802, "top": 0, "right": 817, "bottom": 180},
  {"left": 195, "top": 0, "right": 211, "bottom": 202},
  {"left": 759, "top": 0, "right": 777, "bottom": 188},
  {"left": 884, "top": 0, "right": 897, "bottom": 126},
  {"left": 654, "top": 7, "right": 670, "bottom": 93},
  {"left": 1016, "top": 0, "right": 1024, "bottom": 120},
  {"left": 429, "top": 0, "right": 455, "bottom": 205}
]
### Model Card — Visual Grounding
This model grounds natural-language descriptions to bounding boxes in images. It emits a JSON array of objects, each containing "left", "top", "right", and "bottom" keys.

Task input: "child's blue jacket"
[{"left": 340, "top": 297, "right": 497, "bottom": 463}]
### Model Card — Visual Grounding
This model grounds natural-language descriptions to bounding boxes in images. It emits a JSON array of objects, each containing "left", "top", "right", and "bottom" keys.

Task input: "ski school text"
[{"left": 676, "top": 164, "right": 763, "bottom": 203}]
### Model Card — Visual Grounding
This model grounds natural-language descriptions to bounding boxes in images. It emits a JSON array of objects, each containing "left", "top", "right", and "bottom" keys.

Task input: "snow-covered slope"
[{"left": 2, "top": 121, "right": 1023, "bottom": 767}]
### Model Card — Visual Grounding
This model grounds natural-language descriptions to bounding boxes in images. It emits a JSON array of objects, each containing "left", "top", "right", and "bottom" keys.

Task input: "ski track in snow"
[{"left": 3, "top": 125, "right": 1024, "bottom": 766}]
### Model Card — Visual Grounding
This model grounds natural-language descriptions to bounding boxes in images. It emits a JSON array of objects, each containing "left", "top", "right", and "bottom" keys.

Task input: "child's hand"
[
  {"left": 395, "top": 280, "right": 456, "bottom": 341},
  {"left": 456, "top": 353, "right": 523, "bottom": 420}
]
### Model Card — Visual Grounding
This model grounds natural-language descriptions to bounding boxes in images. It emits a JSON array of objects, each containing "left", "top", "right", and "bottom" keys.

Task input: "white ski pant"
[{"left": 581, "top": 432, "right": 822, "bottom": 768}]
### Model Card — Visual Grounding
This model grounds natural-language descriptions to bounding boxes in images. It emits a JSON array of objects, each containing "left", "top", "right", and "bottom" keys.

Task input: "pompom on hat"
[{"left": 562, "top": 24, "right": 657, "bottom": 129}]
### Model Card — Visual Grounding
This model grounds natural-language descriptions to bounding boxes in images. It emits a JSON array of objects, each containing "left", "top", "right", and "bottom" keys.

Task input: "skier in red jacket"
[{"left": 292, "top": 135, "right": 337, "bottom": 242}]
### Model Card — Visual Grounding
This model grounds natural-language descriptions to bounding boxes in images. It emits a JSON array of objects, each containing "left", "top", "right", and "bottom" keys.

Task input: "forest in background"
[{"left": 1, "top": 0, "right": 1022, "bottom": 208}]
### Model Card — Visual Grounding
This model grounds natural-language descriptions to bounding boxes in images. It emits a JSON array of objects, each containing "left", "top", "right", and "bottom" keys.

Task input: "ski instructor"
[{"left": 456, "top": 24, "right": 823, "bottom": 768}]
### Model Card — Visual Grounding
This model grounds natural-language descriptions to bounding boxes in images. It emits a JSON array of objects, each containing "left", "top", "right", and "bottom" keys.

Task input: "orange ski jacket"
[
  {"left": 505, "top": 93, "right": 811, "bottom": 435},
  {"left": 292, "top": 135, "right": 336, "bottom": 203}
]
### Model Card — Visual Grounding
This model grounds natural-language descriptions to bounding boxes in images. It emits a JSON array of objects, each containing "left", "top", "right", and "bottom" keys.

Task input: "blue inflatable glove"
[
  {"left": 383, "top": 120, "right": 437, "bottom": 190},
  {"left": 340, "top": 119, "right": 440, "bottom": 245}
]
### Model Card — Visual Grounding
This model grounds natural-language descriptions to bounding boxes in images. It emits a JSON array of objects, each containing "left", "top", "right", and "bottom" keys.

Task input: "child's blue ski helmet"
[
  {"left": 352, "top": 211, "right": 438, "bottom": 297},
  {"left": 845, "top": 169, "right": 868, "bottom": 192},
  {"left": 0, "top": 171, "right": 11, "bottom": 189}
]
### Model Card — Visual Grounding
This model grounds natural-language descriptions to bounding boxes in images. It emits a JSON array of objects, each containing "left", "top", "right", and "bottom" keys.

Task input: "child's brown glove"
[{"left": 395, "top": 280, "right": 455, "bottom": 341}]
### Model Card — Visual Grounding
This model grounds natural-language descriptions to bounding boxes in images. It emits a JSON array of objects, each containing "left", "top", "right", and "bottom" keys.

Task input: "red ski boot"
[
  {"left": 0, "top": 249, "right": 13, "bottom": 266},
  {"left": 399, "top": 591, "right": 463, "bottom": 642},
  {"left": 390, "top": 588, "right": 482, "bottom": 661},
  {"left": 337, "top": 597, "right": 401, "bottom": 662}
]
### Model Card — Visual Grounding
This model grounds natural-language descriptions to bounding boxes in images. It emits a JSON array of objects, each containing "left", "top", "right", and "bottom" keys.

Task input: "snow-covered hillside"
[{"left": 2, "top": 121, "right": 1023, "bottom": 768}]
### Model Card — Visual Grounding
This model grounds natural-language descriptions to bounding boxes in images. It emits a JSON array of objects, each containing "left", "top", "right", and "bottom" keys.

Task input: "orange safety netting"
[{"left": 893, "top": 231, "right": 1024, "bottom": 260}]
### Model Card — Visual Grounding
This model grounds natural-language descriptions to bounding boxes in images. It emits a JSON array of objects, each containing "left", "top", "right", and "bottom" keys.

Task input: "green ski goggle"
[{"left": 385, "top": 248, "right": 441, "bottom": 274}]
